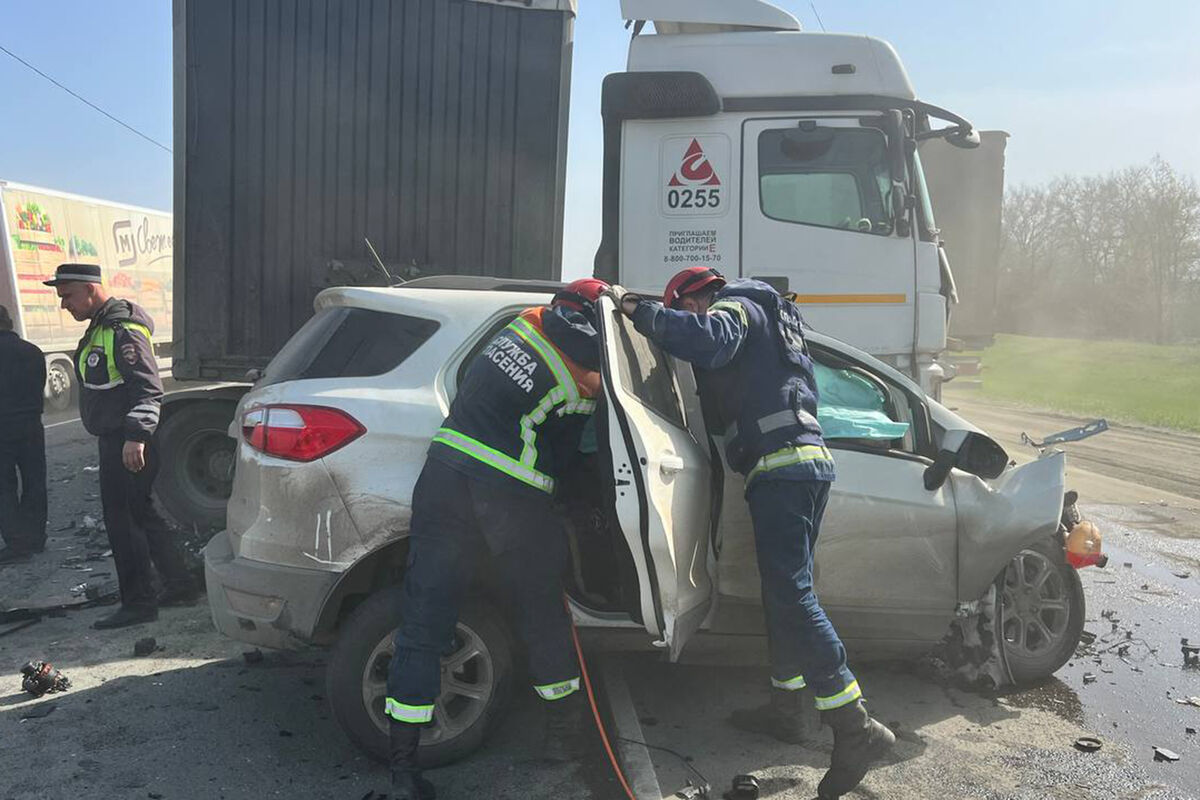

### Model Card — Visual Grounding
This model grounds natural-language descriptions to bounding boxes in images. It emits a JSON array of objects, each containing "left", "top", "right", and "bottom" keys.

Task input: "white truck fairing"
[{"left": 600, "top": 1, "right": 984, "bottom": 397}]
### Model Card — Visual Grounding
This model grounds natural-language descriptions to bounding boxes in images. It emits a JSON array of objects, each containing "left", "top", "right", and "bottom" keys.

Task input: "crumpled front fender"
[{"left": 952, "top": 451, "right": 1066, "bottom": 601}]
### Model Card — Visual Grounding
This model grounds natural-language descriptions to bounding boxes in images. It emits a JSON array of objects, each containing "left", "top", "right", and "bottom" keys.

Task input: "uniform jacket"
[
  {"left": 632, "top": 279, "right": 835, "bottom": 485},
  {"left": 73, "top": 298, "right": 163, "bottom": 442},
  {"left": 0, "top": 330, "right": 46, "bottom": 433},
  {"left": 429, "top": 304, "right": 601, "bottom": 497}
]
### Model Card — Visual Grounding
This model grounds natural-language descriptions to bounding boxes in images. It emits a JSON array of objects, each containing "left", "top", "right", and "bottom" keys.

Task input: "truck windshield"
[{"left": 758, "top": 126, "right": 892, "bottom": 236}]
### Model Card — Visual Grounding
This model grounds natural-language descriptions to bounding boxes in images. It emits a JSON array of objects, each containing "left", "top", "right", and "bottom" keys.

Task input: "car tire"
[
  {"left": 154, "top": 401, "right": 237, "bottom": 528},
  {"left": 326, "top": 585, "right": 514, "bottom": 768},
  {"left": 999, "top": 537, "right": 1085, "bottom": 685}
]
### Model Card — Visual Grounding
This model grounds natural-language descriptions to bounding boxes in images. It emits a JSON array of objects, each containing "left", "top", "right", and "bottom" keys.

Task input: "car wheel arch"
[{"left": 311, "top": 535, "right": 510, "bottom": 645}]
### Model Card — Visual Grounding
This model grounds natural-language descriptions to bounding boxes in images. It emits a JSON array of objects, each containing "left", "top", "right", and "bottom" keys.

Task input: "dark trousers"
[
  {"left": 0, "top": 421, "right": 48, "bottom": 552},
  {"left": 747, "top": 478, "right": 860, "bottom": 709},
  {"left": 98, "top": 434, "right": 193, "bottom": 608},
  {"left": 387, "top": 458, "right": 578, "bottom": 722}
]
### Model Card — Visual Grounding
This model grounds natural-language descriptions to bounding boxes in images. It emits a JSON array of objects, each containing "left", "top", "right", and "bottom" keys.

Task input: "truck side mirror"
[
  {"left": 883, "top": 110, "right": 910, "bottom": 236},
  {"left": 946, "top": 127, "right": 981, "bottom": 149}
]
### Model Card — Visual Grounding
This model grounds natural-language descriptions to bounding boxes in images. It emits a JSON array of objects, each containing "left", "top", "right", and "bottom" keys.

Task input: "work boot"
[
  {"left": 389, "top": 722, "right": 436, "bottom": 800},
  {"left": 728, "top": 687, "right": 810, "bottom": 744},
  {"left": 542, "top": 691, "right": 589, "bottom": 762},
  {"left": 93, "top": 604, "right": 159, "bottom": 630},
  {"left": 817, "top": 700, "right": 896, "bottom": 799}
]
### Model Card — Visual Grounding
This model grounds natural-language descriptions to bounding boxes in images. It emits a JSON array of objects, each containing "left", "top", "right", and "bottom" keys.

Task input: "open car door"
[{"left": 595, "top": 296, "right": 713, "bottom": 660}]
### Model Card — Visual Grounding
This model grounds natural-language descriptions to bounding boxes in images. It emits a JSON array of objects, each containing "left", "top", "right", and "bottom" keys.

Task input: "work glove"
[{"left": 604, "top": 284, "right": 641, "bottom": 318}]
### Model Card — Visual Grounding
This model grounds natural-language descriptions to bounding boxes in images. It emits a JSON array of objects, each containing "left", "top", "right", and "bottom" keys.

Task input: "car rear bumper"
[{"left": 204, "top": 529, "right": 340, "bottom": 650}]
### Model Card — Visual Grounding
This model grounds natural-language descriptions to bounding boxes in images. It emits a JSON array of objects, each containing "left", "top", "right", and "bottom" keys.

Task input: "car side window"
[
  {"left": 611, "top": 310, "right": 686, "bottom": 429},
  {"left": 456, "top": 313, "right": 519, "bottom": 388},
  {"left": 812, "top": 357, "right": 917, "bottom": 454}
]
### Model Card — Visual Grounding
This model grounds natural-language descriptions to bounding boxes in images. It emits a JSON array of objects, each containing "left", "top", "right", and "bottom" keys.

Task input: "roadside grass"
[{"left": 958, "top": 334, "right": 1200, "bottom": 433}]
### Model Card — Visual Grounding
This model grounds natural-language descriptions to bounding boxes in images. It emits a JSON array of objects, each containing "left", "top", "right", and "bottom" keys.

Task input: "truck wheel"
[
  {"left": 326, "top": 585, "right": 514, "bottom": 768},
  {"left": 999, "top": 537, "right": 1085, "bottom": 685},
  {"left": 155, "top": 402, "right": 237, "bottom": 528},
  {"left": 45, "top": 359, "right": 75, "bottom": 412}
]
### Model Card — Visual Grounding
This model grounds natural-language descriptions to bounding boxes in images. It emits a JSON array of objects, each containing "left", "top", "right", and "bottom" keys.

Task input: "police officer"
[
  {"left": 0, "top": 303, "right": 48, "bottom": 563},
  {"left": 613, "top": 267, "right": 894, "bottom": 800},
  {"left": 387, "top": 278, "right": 609, "bottom": 799},
  {"left": 46, "top": 264, "right": 197, "bottom": 629}
]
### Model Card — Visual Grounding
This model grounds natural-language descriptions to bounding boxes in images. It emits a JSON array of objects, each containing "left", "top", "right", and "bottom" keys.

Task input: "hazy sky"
[{"left": 1, "top": 0, "right": 1196, "bottom": 276}]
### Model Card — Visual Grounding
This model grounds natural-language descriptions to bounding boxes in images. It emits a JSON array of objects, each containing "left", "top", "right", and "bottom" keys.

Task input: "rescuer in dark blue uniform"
[
  {"left": 387, "top": 278, "right": 609, "bottom": 800},
  {"left": 613, "top": 267, "right": 894, "bottom": 800}
]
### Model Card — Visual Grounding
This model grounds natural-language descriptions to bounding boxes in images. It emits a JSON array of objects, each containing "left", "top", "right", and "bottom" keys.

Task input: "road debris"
[
  {"left": 1082, "top": 673, "right": 1098, "bottom": 684},
  {"left": 82, "top": 465, "right": 99, "bottom": 473},
  {"left": 1175, "top": 570, "right": 1192, "bottom": 579},
  {"left": 1152, "top": 746, "right": 1180, "bottom": 763},
  {"left": 20, "top": 661, "right": 71, "bottom": 697},
  {"left": 134, "top": 637, "right": 159, "bottom": 657},
  {"left": 243, "top": 648, "right": 264, "bottom": 665},
  {"left": 1176, "top": 697, "right": 1200, "bottom": 708},
  {"left": 1073, "top": 736, "right": 1102, "bottom": 753},
  {"left": 1183, "top": 639, "right": 1200, "bottom": 667}
]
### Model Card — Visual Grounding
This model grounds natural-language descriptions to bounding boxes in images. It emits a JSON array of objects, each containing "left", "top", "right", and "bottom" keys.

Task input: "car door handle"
[{"left": 660, "top": 454, "right": 684, "bottom": 475}]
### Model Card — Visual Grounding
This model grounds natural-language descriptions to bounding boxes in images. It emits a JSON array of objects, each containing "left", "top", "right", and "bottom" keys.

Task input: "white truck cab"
[{"left": 596, "top": 0, "right": 982, "bottom": 396}]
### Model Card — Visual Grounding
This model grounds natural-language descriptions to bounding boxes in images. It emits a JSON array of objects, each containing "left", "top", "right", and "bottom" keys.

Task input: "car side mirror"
[{"left": 924, "top": 429, "right": 1009, "bottom": 490}]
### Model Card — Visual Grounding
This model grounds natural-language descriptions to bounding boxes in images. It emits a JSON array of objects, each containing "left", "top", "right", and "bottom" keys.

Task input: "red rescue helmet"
[
  {"left": 662, "top": 266, "right": 726, "bottom": 309},
  {"left": 553, "top": 277, "right": 609, "bottom": 312}
]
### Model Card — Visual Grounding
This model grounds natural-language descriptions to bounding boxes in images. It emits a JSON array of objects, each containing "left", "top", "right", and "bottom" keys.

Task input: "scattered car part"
[
  {"left": 243, "top": 648, "right": 264, "bottom": 665},
  {"left": 20, "top": 661, "right": 71, "bottom": 697},
  {"left": 1021, "top": 419, "right": 1108, "bottom": 451},
  {"left": 1182, "top": 639, "right": 1200, "bottom": 667},
  {"left": 1073, "top": 737, "right": 1102, "bottom": 753},
  {"left": 1082, "top": 673, "right": 1097, "bottom": 684},
  {"left": 1152, "top": 746, "right": 1180, "bottom": 763},
  {"left": 1064, "top": 521, "right": 1108, "bottom": 569},
  {"left": 725, "top": 774, "right": 760, "bottom": 800},
  {"left": 134, "top": 637, "right": 158, "bottom": 657}
]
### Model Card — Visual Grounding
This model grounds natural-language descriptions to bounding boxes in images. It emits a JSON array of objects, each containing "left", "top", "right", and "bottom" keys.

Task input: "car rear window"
[{"left": 259, "top": 307, "right": 439, "bottom": 387}]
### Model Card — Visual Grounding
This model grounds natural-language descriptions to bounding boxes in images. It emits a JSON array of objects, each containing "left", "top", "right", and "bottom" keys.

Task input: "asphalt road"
[{"left": 2, "top": 396, "right": 1198, "bottom": 799}]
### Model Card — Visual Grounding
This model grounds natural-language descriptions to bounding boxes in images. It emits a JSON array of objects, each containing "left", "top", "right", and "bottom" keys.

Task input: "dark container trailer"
[{"left": 161, "top": 0, "right": 576, "bottom": 526}]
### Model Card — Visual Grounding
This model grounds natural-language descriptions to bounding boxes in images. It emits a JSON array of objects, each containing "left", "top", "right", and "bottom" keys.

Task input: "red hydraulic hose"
[{"left": 565, "top": 596, "right": 638, "bottom": 800}]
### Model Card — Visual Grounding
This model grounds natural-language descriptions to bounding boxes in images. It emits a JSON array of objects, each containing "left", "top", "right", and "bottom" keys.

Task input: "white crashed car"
[{"left": 204, "top": 276, "right": 1091, "bottom": 766}]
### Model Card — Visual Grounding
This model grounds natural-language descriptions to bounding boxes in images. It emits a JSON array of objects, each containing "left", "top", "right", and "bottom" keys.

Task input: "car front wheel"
[
  {"left": 326, "top": 585, "right": 514, "bottom": 767},
  {"left": 1000, "top": 537, "right": 1085, "bottom": 684}
]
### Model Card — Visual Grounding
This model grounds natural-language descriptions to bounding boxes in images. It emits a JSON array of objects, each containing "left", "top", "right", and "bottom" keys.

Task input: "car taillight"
[{"left": 241, "top": 405, "right": 365, "bottom": 462}]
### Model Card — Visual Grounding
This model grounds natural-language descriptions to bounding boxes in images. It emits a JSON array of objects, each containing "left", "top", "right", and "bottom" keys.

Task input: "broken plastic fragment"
[{"left": 1153, "top": 746, "right": 1180, "bottom": 763}]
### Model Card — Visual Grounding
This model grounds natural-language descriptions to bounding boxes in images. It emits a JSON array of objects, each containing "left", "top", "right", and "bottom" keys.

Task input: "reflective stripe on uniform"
[
  {"left": 519, "top": 386, "right": 567, "bottom": 467},
  {"left": 559, "top": 399, "right": 597, "bottom": 416},
  {"left": 709, "top": 299, "right": 749, "bottom": 326},
  {"left": 432, "top": 428, "right": 555, "bottom": 494},
  {"left": 814, "top": 680, "right": 862, "bottom": 711},
  {"left": 771, "top": 673, "right": 807, "bottom": 691},
  {"left": 533, "top": 677, "right": 580, "bottom": 701},
  {"left": 746, "top": 443, "right": 834, "bottom": 484},
  {"left": 755, "top": 408, "right": 823, "bottom": 436},
  {"left": 385, "top": 698, "right": 435, "bottom": 723}
]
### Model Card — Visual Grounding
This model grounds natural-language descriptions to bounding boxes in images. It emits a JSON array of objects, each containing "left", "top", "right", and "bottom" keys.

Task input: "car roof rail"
[{"left": 398, "top": 275, "right": 565, "bottom": 293}]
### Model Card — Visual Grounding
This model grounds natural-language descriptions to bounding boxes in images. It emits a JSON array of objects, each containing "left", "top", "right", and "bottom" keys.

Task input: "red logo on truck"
[{"left": 668, "top": 139, "right": 721, "bottom": 186}]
